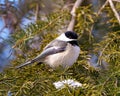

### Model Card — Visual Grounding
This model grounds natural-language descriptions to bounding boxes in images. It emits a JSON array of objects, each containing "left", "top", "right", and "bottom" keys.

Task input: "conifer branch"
[{"left": 12, "top": 12, "right": 68, "bottom": 48}]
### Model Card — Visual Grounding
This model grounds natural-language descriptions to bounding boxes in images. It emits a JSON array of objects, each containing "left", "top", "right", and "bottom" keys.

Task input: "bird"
[{"left": 16, "top": 31, "right": 80, "bottom": 69}]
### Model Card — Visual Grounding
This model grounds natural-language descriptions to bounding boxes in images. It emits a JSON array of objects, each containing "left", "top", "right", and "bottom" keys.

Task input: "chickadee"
[{"left": 16, "top": 31, "right": 80, "bottom": 69}]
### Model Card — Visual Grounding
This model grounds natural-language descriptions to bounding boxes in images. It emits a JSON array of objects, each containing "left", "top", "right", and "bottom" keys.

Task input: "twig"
[
  {"left": 108, "top": 0, "right": 120, "bottom": 25},
  {"left": 97, "top": 0, "right": 109, "bottom": 15},
  {"left": 35, "top": 3, "right": 39, "bottom": 22},
  {"left": 113, "top": 0, "right": 120, "bottom": 2},
  {"left": 67, "top": 0, "right": 84, "bottom": 31},
  {"left": 97, "top": 41, "right": 110, "bottom": 66}
]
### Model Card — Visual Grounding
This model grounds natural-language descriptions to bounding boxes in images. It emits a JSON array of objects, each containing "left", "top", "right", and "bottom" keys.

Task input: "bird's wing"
[
  {"left": 16, "top": 40, "right": 67, "bottom": 69},
  {"left": 34, "top": 46, "right": 66, "bottom": 61},
  {"left": 32, "top": 39, "right": 67, "bottom": 61},
  {"left": 44, "top": 39, "right": 67, "bottom": 50}
]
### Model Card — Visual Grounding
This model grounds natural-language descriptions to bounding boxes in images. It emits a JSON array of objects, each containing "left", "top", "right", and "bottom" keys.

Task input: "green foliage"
[
  {"left": 0, "top": 3, "right": 120, "bottom": 96},
  {"left": 75, "top": 5, "right": 97, "bottom": 51},
  {"left": 75, "top": 5, "right": 96, "bottom": 33}
]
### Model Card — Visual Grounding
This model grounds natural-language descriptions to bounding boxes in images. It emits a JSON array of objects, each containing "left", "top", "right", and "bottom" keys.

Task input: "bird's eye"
[{"left": 68, "top": 36, "right": 72, "bottom": 39}]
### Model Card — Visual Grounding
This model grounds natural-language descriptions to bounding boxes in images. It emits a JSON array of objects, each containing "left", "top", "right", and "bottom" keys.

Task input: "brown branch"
[
  {"left": 113, "top": 0, "right": 120, "bottom": 2},
  {"left": 97, "top": 0, "right": 109, "bottom": 15},
  {"left": 67, "top": 0, "right": 84, "bottom": 31},
  {"left": 35, "top": 3, "right": 39, "bottom": 22},
  {"left": 108, "top": 0, "right": 120, "bottom": 25}
]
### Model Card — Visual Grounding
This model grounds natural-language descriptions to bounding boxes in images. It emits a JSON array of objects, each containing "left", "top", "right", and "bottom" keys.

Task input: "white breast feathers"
[{"left": 45, "top": 43, "right": 80, "bottom": 68}]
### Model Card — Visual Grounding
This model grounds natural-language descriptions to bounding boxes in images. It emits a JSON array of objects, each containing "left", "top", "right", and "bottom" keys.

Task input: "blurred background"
[
  {"left": 0, "top": 0, "right": 119, "bottom": 71},
  {"left": 0, "top": 0, "right": 120, "bottom": 95}
]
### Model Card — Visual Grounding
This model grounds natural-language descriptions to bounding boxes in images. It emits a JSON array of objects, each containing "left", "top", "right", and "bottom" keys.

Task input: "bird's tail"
[
  {"left": 15, "top": 54, "right": 43, "bottom": 69},
  {"left": 15, "top": 60, "right": 34, "bottom": 69}
]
